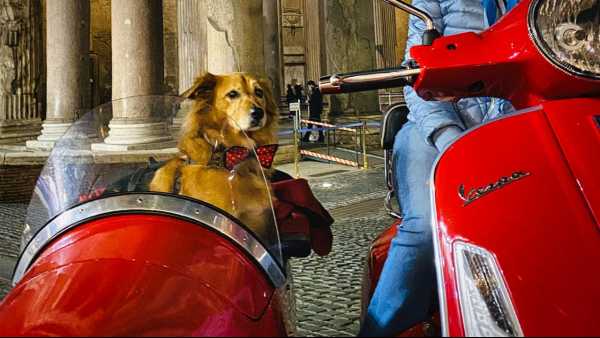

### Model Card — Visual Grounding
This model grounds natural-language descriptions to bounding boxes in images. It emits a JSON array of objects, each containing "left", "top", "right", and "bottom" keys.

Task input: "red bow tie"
[{"left": 225, "top": 144, "right": 279, "bottom": 171}]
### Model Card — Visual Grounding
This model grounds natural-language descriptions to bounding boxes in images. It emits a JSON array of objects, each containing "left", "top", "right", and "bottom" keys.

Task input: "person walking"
[{"left": 303, "top": 80, "right": 324, "bottom": 143}]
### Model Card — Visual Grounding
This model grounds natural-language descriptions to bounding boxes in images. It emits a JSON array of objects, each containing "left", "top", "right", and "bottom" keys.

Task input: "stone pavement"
[
  {"left": 280, "top": 162, "right": 390, "bottom": 337},
  {"left": 0, "top": 161, "right": 392, "bottom": 337}
]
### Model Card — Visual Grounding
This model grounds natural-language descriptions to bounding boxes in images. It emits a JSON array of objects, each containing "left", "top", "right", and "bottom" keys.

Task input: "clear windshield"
[{"left": 22, "top": 95, "right": 282, "bottom": 265}]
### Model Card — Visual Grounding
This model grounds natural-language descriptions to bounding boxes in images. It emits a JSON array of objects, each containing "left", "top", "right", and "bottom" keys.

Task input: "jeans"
[{"left": 360, "top": 121, "right": 438, "bottom": 336}]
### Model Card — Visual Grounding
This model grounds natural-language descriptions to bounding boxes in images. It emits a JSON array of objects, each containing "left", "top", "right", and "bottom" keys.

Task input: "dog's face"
[{"left": 183, "top": 72, "right": 275, "bottom": 133}]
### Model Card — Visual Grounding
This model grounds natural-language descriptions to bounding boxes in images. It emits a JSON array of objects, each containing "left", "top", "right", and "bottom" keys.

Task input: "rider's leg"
[{"left": 360, "top": 121, "right": 439, "bottom": 337}]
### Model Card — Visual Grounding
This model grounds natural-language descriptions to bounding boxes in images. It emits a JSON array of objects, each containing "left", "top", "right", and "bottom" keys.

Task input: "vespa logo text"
[{"left": 458, "top": 171, "right": 530, "bottom": 206}]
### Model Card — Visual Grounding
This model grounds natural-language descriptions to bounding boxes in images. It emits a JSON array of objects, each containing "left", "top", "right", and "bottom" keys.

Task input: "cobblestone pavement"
[
  {"left": 0, "top": 202, "right": 26, "bottom": 299},
  {"left": 0, "top": 164, "right": 392, "bottom": 337},
  {"left": 290, "top": 165, "right": 390, "bottom": 337}
]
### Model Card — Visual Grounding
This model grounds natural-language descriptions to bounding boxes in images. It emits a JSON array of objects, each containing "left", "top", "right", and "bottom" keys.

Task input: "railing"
[{"left": 285, "top": 111, "right": 381, "bottom": 178}]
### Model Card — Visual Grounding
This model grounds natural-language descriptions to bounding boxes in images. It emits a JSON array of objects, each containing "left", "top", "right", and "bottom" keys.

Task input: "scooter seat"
[{"left": 381, "top": 104, "right": 409, "bottom": 150}]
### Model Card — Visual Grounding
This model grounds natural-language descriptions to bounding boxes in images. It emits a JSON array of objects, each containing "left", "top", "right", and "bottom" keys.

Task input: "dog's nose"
[{"left": 251, "top": 106, "right": 264, "bottom": 120}]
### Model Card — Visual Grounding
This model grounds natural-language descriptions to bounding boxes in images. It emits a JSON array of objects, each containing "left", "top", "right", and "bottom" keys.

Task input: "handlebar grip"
[{"left": 319, "top": 67, "right": 420, "bottom": 95}]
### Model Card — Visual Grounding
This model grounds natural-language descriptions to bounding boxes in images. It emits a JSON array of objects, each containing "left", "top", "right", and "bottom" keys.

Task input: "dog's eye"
[
  {"left": 227, "top": 90, "right": 240, "bottom": 99},
  {"left": 255, "top": 88, "right": 264, "bottom": 98}
]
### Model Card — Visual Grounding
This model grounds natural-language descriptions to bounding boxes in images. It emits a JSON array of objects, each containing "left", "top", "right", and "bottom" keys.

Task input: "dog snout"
[{"left": 251, "top": 106, "right": 264, "bottom": 121}]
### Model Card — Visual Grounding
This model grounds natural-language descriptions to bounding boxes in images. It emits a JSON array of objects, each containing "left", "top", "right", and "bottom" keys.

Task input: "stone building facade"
[
  {"left": 0, "top": 0, "right": 43, "bottom": 145},
  {"left": 0, "top": 0, "right": 411, "bottom": 147}
]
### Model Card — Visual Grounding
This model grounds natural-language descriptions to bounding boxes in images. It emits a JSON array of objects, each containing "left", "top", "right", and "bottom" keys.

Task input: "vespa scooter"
[{"left": 321, "top": 0, "right": 600, "bottom": 336}]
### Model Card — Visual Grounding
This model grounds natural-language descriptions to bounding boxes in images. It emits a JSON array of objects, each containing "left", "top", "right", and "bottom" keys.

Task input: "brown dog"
[{"left": 150, "top": 72, "right": 279, "bottom": 239}]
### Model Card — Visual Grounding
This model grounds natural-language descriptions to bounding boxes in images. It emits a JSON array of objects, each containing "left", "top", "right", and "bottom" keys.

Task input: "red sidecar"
[{"left": 0, "top": 96, "right": 333, "bottom": 337}]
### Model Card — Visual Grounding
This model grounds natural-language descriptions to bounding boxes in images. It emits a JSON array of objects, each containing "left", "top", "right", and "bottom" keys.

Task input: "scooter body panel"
[
  {"left": 432, "top": 102, "right": 600, "bottom": 336},
  {"left": 543, "top": 99, "right": 600, "bottom": 225},
  {"left": 0, "top": 214, "right": 286, "bottom": 337},
  {"left": 410, "top": 1, "right": 600, "bottom": 109}
]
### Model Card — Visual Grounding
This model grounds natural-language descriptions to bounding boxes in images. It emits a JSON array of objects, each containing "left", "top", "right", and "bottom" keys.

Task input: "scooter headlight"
[
  {"left": 529, "top": 0, "right": 600, "bottom": 79},
  {"left": 454, "top": 242, "right": 523, "bottom": 337}
]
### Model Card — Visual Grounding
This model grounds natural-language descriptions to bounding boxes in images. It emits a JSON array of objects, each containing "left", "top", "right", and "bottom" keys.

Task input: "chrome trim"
[
  {"left": 383, "top": 0, "right": 435, "bottom": 31},
  {"left": 458, "top": 171, "right": 531, "bottom": 206},
  {"left": 337, "top": 69, "right": 421, "bottom": 86},
  {"left": 320, "top": 68, "right": 420, "bottom": 94},
  {"left": 429, "top": 105, "right": 543, "bottom": 336},
  {"left": 527, "top": 0, "right": 600, "bottom": 81},
  {"left": 13, "top": 194, "right": 286, "bottom": 288}
]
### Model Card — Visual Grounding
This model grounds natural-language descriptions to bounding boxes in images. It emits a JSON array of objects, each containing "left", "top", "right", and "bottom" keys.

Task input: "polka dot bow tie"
[{"left": 225, "top": 144, "right": 279, "bottom": 171}]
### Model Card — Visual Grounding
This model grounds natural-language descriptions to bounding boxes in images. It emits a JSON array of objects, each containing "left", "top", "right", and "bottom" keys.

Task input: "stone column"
[
  {"left": 0, "top": 0, "right": 43, "bottom": 145},
  {"left": 373, "top": 0, "right": 401, "bottom": 113},
  {"left": 324, "top": 0, "right": 378, "bottom": 116},
  {"left": 304, "top": 0, "right": 326, "bottom": 84},
  {"left": 174, "top": 0, "right": 207, "bottom": 136},
  {"left": 27, "top": 0, "right": 91, "bottom": 149},
  {"left": 395, "top": 3, "right": 411, "bottom": 61},
  {"left": 373, "top": 0, "right": 397, "bottom": 69},
  {"left": 263, "top": 0, "right": 282, "bottom": 100},
  {"left": 206, "top": 0, "right": 265, "bottom": 76},
  {"left": 177, "top": 0, "right": 207, "bottom": 94},
  {"left": 92, "top": 0, "right": 174, "bottom": 151}
]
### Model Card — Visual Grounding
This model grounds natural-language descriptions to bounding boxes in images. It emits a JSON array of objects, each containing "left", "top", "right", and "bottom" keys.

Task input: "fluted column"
[
  {"left": 304, "top": 0, "right": 326, "bottom": 84},
  {"left": 0, "top": 0, "right": 43, "bottom": 145},
  {"left": 28, "top": 0, "right": 90, "bottom": 149},
  {"left": 395, "top": 2, "right": 411, "bottom": 61},
  {"left": 373, "top": 0, "right": 402, "bottom": 112},
  {"left": 373, "top": 0, "right": 398, "bottom": 69},
  {"left": 177, "top": 0, "right": 207, "bottom": 94},
  {"left": 206, "top": 0, "right": 265, "bottom": 75},
  {"left": 92, "top": 0, "right": 174, "bottom": 151},
  {"left": 263, "top": 0, "right": 282, "bottom": 100},
  {"left": 173, "top": 0, "right": 207, "bottom": 136}
]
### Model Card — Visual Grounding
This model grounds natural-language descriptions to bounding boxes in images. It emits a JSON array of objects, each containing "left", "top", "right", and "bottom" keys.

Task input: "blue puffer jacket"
[{"left": 403, "top": 0, "right": 516, "bottom": 147}]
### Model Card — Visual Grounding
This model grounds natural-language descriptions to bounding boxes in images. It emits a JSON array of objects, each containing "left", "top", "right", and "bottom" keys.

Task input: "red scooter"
[
  {"left": 0, "top": 96, "right": 334, "bottom": 336},
  {"left": 321, "top": 0, "right": 600, "bottom": 336}
]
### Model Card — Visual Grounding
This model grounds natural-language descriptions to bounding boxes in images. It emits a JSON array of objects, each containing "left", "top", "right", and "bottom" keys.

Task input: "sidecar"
[{"left": 0, "top": 96, "right": 333, "bottom": 336}]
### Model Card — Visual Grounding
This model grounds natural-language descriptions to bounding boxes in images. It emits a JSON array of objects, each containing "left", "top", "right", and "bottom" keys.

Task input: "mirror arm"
[{"left": 383, "top": 0, "right": 441, "bottom": 45}]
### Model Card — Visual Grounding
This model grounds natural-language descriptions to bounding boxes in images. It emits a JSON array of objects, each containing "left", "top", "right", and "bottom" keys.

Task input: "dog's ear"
[{"left": 182, "top": 72, "right": 217, "bottom": 100}]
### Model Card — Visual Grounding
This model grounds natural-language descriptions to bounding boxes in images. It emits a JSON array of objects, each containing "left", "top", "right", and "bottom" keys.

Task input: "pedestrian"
[
  {"left": 302, "top": 80, "right": 324, "bottom": 143},
  {"left": 293, "top": 82, "right": 305, "bottom": 104},
  {"left": 286, "top": 84, "right": 297, "bottom": 119}
]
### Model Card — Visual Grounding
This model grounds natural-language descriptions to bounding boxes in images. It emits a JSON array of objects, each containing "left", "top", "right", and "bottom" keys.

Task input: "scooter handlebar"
[{"left": 319, "top": 67, "right": 420, "bottom": 95}]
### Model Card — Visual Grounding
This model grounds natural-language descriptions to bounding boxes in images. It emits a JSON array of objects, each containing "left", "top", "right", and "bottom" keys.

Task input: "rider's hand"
[{"left": 432, "top": 125, "right": 463, "bottom": 152}]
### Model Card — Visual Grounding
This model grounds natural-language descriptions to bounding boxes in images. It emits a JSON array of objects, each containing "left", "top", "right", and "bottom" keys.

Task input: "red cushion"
[{"left": 272, "top": 179, "right": 334, "bottom": 256}]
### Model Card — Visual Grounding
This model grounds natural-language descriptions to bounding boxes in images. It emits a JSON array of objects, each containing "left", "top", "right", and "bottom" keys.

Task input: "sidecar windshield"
[{"left": 21, "top": 95, "right": 282, "bottom": 266}]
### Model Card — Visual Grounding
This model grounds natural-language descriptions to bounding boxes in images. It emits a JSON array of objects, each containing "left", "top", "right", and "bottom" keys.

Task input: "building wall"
[{"left": 324, "top": 0, "right": 378, "bottom": 116}]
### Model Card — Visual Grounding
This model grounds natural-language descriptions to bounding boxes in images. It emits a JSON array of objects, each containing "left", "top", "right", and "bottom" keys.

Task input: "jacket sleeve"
[{"left": 403, "top": 0, "right": 465, "bottom": 146}]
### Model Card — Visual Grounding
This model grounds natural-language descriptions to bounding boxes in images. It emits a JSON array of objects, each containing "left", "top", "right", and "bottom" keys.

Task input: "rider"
[{"left": 360, "top": 0, "right": 519, "bottom": 336}]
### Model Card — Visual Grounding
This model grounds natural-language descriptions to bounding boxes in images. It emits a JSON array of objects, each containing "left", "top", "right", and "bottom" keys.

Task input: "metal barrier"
[{"left": 290, "top": 111, "right": 380, "bottom": 177}]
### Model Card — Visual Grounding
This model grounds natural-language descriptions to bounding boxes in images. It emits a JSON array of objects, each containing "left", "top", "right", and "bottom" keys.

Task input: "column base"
[
  {"left": 26, "top": 122, "right": 73, "bottom": 150},
  {"left": 91, "top": 121, "right": 176, "bottom": 152},
  {"left": 91, "top": 141, "right": 177, "bottom": 152},
  {"left": 0, "top": 119, "right": 42, "bottom": 145}
]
